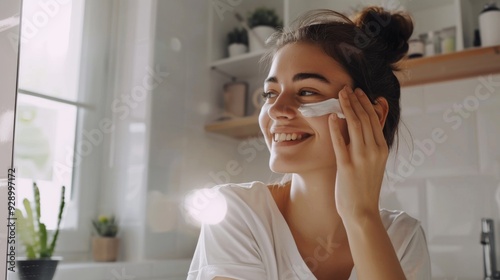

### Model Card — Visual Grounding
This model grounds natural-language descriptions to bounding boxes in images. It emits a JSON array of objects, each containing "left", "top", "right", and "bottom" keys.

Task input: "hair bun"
[{"left": 353, "top": 6, "right": 413, "bottom": 65}]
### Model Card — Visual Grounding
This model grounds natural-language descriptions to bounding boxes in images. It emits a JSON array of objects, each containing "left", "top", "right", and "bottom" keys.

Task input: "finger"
[
  {"left": 339, "top": 86, "right": 363, "bottom": 149},
  {"left": 328, "top": 113, "right": 349, "bottom": 164},
  {"left": 349, "top": 88, "right": 377, "bottom": 147},
  {"left": 355, "top": 89, "right": 386, "bottom": 147}
]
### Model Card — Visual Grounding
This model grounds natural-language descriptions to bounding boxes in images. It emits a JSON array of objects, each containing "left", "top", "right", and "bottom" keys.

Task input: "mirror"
[{"left": 5, "top": 0, "right": 500, "bottom": 279}]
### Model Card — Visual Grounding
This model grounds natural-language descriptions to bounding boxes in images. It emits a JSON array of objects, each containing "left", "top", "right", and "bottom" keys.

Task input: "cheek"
[{"left": 314, "top": 117, "right": 349, "bottom": 147}]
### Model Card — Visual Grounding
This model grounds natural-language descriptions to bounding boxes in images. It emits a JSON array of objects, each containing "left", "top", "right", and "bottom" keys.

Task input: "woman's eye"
[
  {"left": 299, "top": 90, "right": 317, "bottom": 97},
  {"left": 262, "top": 91, "right": 277, "bottom": 100}
]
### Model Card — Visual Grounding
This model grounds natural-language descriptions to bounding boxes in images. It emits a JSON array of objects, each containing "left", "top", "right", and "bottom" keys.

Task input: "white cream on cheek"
[{"left": 298, "top": 98, "right": 345, "bottom": 118}]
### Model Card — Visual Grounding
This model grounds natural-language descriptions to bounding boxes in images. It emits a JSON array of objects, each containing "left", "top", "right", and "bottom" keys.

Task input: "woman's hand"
[{"left": 328, "top": 86, "right": 389, "bottom": 221}]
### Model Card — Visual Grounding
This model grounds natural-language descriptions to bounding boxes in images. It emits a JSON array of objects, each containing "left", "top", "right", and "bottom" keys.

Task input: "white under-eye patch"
[{"left": 298, "top": 98, "right": 345, "bottom": 118}]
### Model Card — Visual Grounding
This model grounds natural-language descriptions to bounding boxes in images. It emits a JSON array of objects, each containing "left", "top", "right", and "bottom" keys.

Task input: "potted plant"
[
  {"left": 91, "top": 215, "right": 119, "bottom": 262},
  {"left": 227, "top": 27, "right": 248, "bottom": 57},
  {"left": 15, "top": 183, "right": 66, "bottom": 280},
  {"left": 247, "top": 7, "right": 282, "bottom": 52}
]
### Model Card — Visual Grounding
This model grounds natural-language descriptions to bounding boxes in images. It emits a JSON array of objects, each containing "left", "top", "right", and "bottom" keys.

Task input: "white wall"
[
  {"left": 0, "top": 0, "right": 21, "bottom": 277},
  {"left": 0, "top": 0, "right": 20, "bottom": 174},
  {"left": 143, "top": 0, "right": 276, "bottom": 259},
  {"left": 380, "top": 74, "right": 500, "bottom": 279}
]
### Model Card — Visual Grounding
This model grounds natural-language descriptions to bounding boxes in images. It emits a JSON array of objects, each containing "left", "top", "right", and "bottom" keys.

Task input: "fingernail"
[{"left": 355, "top": 88, "right": 363, "bottom": 96}]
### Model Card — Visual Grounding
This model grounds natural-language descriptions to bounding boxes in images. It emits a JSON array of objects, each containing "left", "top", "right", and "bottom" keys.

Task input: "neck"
[{"left": 283, "top": 169, "right": 348, "bottom": 245}]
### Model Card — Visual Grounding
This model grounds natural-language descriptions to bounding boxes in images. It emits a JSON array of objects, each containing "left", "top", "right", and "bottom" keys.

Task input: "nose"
[{"left": 267, "top": 92, "right": 299, "bottom": 121}]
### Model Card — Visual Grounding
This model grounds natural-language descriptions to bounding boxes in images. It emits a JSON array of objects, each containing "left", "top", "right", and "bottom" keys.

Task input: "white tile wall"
[{"left": 380, "top": 74, "right": 500, "bottom": 279}]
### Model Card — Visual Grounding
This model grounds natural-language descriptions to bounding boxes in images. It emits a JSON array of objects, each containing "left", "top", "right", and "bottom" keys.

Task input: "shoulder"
[
  {"left": 188, "top": 183, "right": 271, "bottom": 279},
  {"left": 379, "top": 209, "right": 432, "bottom": 278},
  {"left": 379, "top": 208, "right": 420, "bottom": 232},
  {"left": 214, "top": 181, "right": 270, "bottom": 206},
  {"left": 379, "top": 209, "right": 423, "bottom": 258},
  {"left": 188, "top": 181, "right": 271, "bottom": 225}
]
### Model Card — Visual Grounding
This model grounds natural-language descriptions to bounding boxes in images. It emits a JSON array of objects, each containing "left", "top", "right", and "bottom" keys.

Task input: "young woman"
[{"left": 188, "top": 6, "right": 431, "bottom": 280}]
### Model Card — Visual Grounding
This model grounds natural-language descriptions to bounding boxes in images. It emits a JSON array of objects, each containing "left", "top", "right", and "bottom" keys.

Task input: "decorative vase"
[
  {"left": 16, "top": 258, "right": 60, "bottom": 280},
  {"left": 248, "top": 26, "right": 276, "bottom": 52},
  {"left": 92, "top": 237, "right": 119, "bottom": 262},
  {"left": 228, "top": 43, "right": 247, "bottom": 57}
]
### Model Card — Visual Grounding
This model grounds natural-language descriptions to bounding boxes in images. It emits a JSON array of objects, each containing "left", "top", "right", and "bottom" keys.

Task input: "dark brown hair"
[{"left": 261, "top": 7, "right": 413, "bottom": 150}]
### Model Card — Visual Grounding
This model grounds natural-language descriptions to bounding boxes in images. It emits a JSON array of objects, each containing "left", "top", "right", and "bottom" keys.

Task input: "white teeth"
[
  {"left": 279, "top": 133, "right": 286, "bottom": 142},
  {"left": 273, "top": 133, "right": 305, "bottom": 142}
]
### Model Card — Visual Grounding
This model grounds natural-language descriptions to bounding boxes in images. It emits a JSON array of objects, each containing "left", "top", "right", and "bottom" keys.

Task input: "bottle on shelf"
[
  {"left": 473, "top": 29, "right": 482, "bottom": 47},
  {"left": 479, "top": 1, "right": 500, "bottom": 47}
]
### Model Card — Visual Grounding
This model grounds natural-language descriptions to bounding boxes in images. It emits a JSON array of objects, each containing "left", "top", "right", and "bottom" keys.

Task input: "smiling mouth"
[{"left": 273, "top": 133, "right": 312, "bottom": 143}]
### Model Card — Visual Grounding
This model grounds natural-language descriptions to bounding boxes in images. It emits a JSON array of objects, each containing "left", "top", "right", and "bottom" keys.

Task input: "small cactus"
[{"left": 16, "top": 182, "right": 66, "bottom": 259}]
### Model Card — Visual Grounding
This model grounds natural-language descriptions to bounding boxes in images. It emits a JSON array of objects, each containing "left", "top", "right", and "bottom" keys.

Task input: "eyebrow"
[{"left": 265, "top": 72, "right": 331, "bottom": 84}]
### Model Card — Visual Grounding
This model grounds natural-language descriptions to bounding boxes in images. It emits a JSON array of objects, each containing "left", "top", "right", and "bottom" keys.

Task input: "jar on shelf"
[
  {"left": 423, "top": 31, "right": 441, "bottom": 56},
  {"left": 440, "top": 26, "right": 456, "bottom": 54},
  {"left": 407, "top": 38, "right": 424, "bottom": 58}
]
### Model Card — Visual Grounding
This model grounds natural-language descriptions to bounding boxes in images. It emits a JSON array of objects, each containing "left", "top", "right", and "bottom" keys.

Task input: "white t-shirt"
[{"left": 188, "top": 181, "right": 431, "bottom": 280}]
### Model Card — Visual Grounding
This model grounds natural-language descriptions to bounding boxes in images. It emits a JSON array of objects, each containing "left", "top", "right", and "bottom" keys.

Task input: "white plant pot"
[
  {"left": 249, "top": 26, "right": 276, "bottom": 52},
  {"left": 228, "top": 43, "right": 247, "bottom": 57}
]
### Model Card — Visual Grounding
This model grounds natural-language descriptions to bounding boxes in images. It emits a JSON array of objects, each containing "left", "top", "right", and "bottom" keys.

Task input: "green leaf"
[
  {"left": 15, "top": 209, "right": 33, "bottom": 247},
  {"left": 39, "top": 223, "right": 47, "bottom": 256},
  {"left": 26, "top": 245, "right": 36, "bottom": 260},
  {"left": 33, "top": 182, "right": 41, "bottom": 226},
  {"left": 48, "top": 186, "right": 66, "bottom": 256},
  {"left": 22, "top": 199, "right": 37, "bottom": 249}
]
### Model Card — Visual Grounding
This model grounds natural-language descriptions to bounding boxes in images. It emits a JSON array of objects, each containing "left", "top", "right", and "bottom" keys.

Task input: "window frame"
[{"left": 15, "top": 0, "right": 117, "bottom": 260}]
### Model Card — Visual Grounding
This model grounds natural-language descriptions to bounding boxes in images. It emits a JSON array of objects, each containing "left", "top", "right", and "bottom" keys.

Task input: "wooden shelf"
[
  {"left": 206, "top": 45, "right": 500, "bottom": 139},
  {"left": 397, "top": 45, "right": 500, "bottom": 86},
  {"left": 205, "top": 115, "right": 261, "bottom": 139}
]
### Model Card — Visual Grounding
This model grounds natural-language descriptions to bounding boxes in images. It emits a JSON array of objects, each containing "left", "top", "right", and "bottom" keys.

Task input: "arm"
[
  {"left": 329, "top": 86, "right": 405, "bottom": 279},
  {"left": 343, "top": 212, "right": 406, "bottom": 279}
]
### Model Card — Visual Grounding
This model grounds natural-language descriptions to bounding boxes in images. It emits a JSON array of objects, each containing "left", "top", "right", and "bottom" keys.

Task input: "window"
[{"left": 15, "top": 0, "right": 85, "bottom": 231}]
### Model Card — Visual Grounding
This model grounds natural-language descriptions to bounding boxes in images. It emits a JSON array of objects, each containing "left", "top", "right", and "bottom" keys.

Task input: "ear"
[{"left": 373, "top": 97, "right": 389, "bottom": 128}]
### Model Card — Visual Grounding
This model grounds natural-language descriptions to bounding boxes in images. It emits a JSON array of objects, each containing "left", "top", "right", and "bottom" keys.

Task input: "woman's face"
[{"left": 259, "top": 41, "right": 354, "bottom": 174}]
